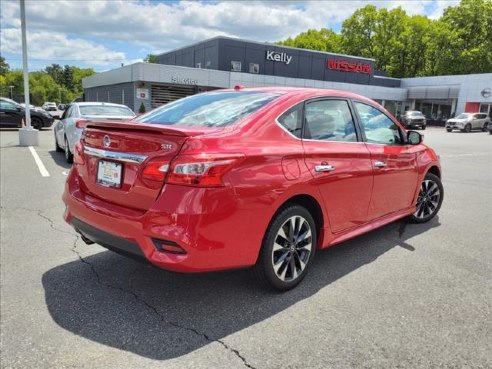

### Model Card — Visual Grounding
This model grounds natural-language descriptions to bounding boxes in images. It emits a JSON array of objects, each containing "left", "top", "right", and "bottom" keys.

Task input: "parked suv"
[
  {"left": 401, "top": 111, "right": 426, "bottom": 129},
  {"left": 446, "top": 113, "right": 490, "bottom": 132},
  {"left": 0, "top": 97, "right": 54, "bottom": 129}
]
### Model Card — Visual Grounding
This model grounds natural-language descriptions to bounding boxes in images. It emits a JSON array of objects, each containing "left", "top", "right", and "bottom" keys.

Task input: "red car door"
[
  {"left": 353, "top": 101, "right": 419, "bottom": 220},
  {"left": 302, "top": 99, "right": 373, "bottom": 233}
]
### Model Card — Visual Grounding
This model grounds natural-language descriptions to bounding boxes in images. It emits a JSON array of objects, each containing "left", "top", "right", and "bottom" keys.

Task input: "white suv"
[{"left": 446, "top": 113, "right": 490, "bottom": 133}]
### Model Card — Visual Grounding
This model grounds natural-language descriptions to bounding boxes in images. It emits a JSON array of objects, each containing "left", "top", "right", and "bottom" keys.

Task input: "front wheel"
[
  {"left": 254, "top": 205, "right": 317, "bottom": 291},
  {"left": 64, "top": 137, "right": 73, "bottom": 163},
  {"left": 463, "top": 124, "right": 471, "bottom": 133},
  {"left": 408, "top": 173, "right": 443, "bottom": 223},
  {"left": 446, "top": 128, "right": 452, "bottom": 132},
  {"left": 421, "top": 125, "right": 426, "bottom": 130}
]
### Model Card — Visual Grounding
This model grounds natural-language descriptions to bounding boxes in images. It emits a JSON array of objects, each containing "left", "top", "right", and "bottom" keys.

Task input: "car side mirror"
[{"left": 407, "top": 131, "right": 422, "bottom": 145}]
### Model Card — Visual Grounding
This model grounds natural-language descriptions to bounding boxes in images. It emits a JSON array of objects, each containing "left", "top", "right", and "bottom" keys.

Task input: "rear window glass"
[
  {"left": 136, "top": 91, "right": 279, "bottom": 127},
  {"left": 79, "top": 105, "right": 135, "bottom": 117}
]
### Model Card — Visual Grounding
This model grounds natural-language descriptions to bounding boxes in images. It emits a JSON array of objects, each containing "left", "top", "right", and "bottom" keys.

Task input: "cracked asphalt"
[{"left": 1, "top": 127, "right": 491, "bottom": 368}]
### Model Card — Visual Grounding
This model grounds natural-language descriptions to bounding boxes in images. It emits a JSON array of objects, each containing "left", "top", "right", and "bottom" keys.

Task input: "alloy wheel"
[
  {"left": 271, "top": 215, "right": 312, "bottom": 282},
  {"left": 414, "top": 179, "right": 441, "bottom": 220}
]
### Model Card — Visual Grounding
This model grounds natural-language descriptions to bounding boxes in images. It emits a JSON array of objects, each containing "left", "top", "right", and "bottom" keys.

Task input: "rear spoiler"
[{"left": 84, "top": 120, "right": 217, "bottom": 137}]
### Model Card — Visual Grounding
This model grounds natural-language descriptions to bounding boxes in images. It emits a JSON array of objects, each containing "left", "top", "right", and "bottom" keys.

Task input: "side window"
[
  {"left": 304, "top": 99, "right": 357, "bottom": 142},
  {"left": 354, "top": 102, "right": 402, "bottom": 145},
  {"left": 278, "top": 103, "right": 303, "bottom": 138},
  {"left": 0, "top": 101, "right": 17, "bottom": 110}
]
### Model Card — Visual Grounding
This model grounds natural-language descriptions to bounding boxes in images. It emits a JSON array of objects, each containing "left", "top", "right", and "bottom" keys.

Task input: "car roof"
[
  {"left": 73, "top": 102, "right": 131, "bottom": 108},
  {"left": 1, "top": 97, "right": 19, "bottom": 104},
  {"left": 215, "top": 86, "right": 376, "bottom": 104}
]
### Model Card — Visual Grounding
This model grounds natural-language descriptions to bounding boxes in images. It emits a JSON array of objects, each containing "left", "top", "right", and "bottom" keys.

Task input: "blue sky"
[{"left": 0, "top": 0, "right": 459, "bottom": 72}]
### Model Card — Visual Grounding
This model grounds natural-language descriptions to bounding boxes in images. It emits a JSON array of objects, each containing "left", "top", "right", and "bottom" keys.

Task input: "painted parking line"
[{"left": 28, "top": 146, "right": 50, "bottom": 177}]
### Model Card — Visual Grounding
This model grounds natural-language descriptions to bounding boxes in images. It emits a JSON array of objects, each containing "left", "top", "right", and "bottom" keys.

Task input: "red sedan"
[{"left": 63, "top": 87, "right": 443, "bottom": 291}]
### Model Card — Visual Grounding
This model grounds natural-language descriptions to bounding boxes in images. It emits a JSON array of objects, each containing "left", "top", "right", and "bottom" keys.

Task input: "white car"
[
  {"left": 445, "top": 113, "right": 490, "bottom": 133},
  {"left": 54, "top": 102, "right": 136, "bottom": 163},
  {"left": 42, "top": 102, "right": 58, "bottom": 111}
]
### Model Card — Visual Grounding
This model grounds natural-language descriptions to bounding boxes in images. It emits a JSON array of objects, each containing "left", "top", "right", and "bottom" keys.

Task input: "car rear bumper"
[{"left": 62, "top": 167, "right": 262, "bottom": 272}]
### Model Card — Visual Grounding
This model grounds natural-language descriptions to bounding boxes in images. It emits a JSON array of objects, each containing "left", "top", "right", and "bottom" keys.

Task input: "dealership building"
[{"left": 82, "top": 36, "right": 492, "bottom": 120}]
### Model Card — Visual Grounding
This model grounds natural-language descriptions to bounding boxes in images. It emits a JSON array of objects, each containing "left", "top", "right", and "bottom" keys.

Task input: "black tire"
[
  {"left": 489, "top": 130, "right": 492, "bottom": 135},
  {"left": 31, "top": 117, "right": 42, "bottom": 130},
  {"left": 446, "top": 128, "right": 452, "bottom": 132},
  {"left": 55, "top": 134, "right": 63, "bottom": 152},
  {"left": 254, "top": 204, "right": 317, "bottom": 291},
  {"left": 64, "top": 136, "right": 73, "bottom": 163},
  {"left": 408, "top": 172, "right": 443, "bottom": 224},
  {"left": 464, "top": 124, "right": 471, "bottom": 133},
  {"left": 482, "top": 123, "right": 488, "bottom": 132},
  {"left": 421, "top": 125, "right": 426, "bottom": 130}
]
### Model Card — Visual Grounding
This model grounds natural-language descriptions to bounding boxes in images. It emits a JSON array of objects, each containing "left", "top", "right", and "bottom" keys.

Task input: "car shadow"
[
  {"left": 48, "top": 149, "right": 72, "bottom": 169},
  {"left": 42, "top": 217, "right": 440, "bottom": 360}
]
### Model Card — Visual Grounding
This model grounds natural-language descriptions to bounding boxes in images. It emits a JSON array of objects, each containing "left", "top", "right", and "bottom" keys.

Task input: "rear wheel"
[
  {"left": 31, "top": 117, "right": 42, "bottom": 130},
  {"left": 408, "top": 173, "right": 443, "bottom": 223},
  {"left": 482, "top": 123, "right": 488, "bottom": 132},
  {"left": 254, "top": 204, "right": 316, "bottom": 291},
  {"left": 64, "top": 137, "right": 73, "bottom": 163}
]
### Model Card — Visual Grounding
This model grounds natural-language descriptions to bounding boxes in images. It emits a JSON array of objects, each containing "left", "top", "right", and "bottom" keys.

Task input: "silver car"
[
  {"left": 446, "top": 113, "right": 490, "bottom": 133},
  {"left": 54, "top": 102, "right": 136, "bottom": 163}
]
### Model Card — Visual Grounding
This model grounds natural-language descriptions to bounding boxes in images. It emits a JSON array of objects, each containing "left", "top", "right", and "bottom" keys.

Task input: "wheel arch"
[
  {"left": 427, "top": 165, "right": 441, "bottom": 179},
  {"left": 275, "top": 194, "right": 325, "bottom": 248}
]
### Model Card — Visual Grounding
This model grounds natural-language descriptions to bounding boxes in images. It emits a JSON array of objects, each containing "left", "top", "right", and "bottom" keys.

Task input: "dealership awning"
[{"left": 408, "top": 86, "right": 460, "bottom": 99}]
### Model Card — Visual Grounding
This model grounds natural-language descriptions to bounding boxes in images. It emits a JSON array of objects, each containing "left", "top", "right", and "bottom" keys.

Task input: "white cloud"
[
  {"left": 0, "top": 0, "right": 459, "bottom": 67},
  {"left": 0, "top": 28, "right": 126, "bottom": 65}
]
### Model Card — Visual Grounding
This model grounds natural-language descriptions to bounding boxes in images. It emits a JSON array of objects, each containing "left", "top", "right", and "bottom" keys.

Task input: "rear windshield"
[
  {"left": 136, "top": 91, "right": 280, "bottom": 127},
  {"left": 79, "top": 105, "right": 135, "bottom": 117}
]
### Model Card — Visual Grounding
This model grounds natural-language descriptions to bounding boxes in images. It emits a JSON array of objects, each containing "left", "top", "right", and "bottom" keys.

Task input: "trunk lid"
[{"left": 77, "top": 121, "right": 214, "bottom": 210}]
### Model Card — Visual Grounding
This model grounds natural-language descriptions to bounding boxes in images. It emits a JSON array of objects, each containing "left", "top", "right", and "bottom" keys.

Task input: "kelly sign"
[
  {"left": 327, "top": 59, "right": 372, "bottom": 74},
  {"left": 266, "top": 50, "right": 292, "bottom": 65}
]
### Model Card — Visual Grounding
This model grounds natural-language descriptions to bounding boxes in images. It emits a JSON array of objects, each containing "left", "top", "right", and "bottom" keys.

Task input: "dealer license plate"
[{"left": 97, "top": 160, "right": 122, "bottom": 188}]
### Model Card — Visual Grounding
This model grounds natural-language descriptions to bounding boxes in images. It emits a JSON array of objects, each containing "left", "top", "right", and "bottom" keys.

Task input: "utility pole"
[{"left": 19, "top": 0, "right": 39, "bottom": 146}]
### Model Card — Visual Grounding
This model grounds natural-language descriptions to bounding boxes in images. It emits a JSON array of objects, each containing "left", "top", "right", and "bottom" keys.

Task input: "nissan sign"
[
  {"left": 327, "top": 59, "right": 372, "bottom": 74},
  {"left": 266, "top": 51, "right": 292, "bottom": 65}
]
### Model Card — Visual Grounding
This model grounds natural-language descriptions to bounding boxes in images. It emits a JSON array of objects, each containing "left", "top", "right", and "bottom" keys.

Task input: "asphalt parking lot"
[{"left": 1, "top": 127, "right": 491, "bottom": 369}]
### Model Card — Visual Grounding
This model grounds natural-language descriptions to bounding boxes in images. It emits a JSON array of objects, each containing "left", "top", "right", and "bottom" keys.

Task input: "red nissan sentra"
[{"left": 63, "top": 87, "right": 443, "bottom": 290}]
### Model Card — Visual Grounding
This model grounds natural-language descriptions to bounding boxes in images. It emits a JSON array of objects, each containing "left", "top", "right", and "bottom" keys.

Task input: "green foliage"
[
  {"left": 0, "top": 56, "right": 10, "bottom": 76},
  {"left": 0, "top": 63, "right": 95, "bottom": 106},
  {"left": 144, "top": 54, "right": 158, "bottom": 63},
  {"left": 277, "top": 0, "right": 492, "bottom": 78},
  {"left": 138, "top": 102, "right": 146, "bottom": 114}
]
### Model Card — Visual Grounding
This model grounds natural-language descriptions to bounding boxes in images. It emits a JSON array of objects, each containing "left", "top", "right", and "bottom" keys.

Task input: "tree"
[
  {"left": 144, "top": 54, "right": 157, "bottom": 63},
  {"left": 341, "top": 5, "right": 379, "bottom": 58},
  {"left": 138, "top": 102, "right": 146, "bottom": 113},
  {"left": 277, "top": 29, "right": 342, "bottom": 53},
  {"left": 45, "top": 64, "right": 64, "bottom": 85},
  {"left": 0, "top": 56, "right": 10, "bottom": 76}
]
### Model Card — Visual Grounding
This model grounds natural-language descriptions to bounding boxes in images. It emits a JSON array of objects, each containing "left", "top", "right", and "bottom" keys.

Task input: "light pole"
[
  {"left": 9, "top": 85, "right": 14, "bottom": 99},
  {"left": 18, "top": 0, "right": 39, "bottom": 146}
]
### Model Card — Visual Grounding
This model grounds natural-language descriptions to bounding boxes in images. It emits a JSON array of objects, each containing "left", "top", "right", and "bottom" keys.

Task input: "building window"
[
  {"left": 205, "top": 61, "right": 211, "bottom": 68},
  {"left": 231, "top": 61, "right": 241, "bottom": 72},
  {"left": 196, "top": 63, "right": 202, "bottom": 69},
  {"left": 249, "top": 63, "right": 259, "bottom": 74}
]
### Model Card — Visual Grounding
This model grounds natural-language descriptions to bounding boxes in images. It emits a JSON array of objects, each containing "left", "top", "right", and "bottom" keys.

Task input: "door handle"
[
  {"left": 314, "top": 164, "right": 335, "bottom": 172},
  {"left": 374, "top": 161, "right": 386, "bottom": 168}
]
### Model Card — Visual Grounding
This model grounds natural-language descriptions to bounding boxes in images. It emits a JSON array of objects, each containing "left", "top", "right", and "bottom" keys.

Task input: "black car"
[
  {"left": 0, "top": 97, "right": 55, "bottom": 129},
  {"left": 401, "top": 110, "right": 427, "bottom": 130}
]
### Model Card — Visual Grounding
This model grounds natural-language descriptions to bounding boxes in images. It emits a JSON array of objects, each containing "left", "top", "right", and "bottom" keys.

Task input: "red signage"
[{"left": 327, "top": 59, "right": 372, "bottom": 74}]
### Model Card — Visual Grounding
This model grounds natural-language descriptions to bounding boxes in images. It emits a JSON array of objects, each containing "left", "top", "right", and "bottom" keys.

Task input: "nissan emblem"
[
  {"left": 481, "top": 88, "right": 491, "bottom": 98},
  {"left": 103, "top": 135, "right": 111, "bottom": 148}
]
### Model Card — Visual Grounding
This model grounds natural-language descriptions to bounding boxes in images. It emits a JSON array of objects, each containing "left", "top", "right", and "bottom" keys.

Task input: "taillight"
[
  {"left": 75, "top": 119, "right": 89, "bottom": 129},
  {"left": 141, "top": 159, "right": 170, "bottom": 181},
  {"left": 73, "top": 141, "right": 85, "bottom": 165},
  {"left": 167, "top": 154, "right": 244, "bottom": 187}
]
